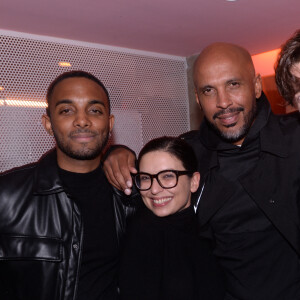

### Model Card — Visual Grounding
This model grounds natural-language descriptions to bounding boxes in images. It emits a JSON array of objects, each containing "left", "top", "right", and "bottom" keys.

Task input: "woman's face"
[{"left": 138, "top": 150, "right": 200, "bottom": 217}]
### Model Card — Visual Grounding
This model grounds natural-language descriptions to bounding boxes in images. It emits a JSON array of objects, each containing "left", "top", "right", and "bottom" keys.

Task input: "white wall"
[{"left": 0, "top": 30, "right": 190, "bottom": 171}]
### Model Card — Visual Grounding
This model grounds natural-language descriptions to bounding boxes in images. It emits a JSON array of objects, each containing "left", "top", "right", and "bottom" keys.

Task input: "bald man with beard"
[{"left": 103, "top": 43, "right": 300, "bottom": 300}]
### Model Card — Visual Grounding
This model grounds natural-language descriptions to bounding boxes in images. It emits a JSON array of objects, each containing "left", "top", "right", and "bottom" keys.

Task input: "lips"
[
  {"left": 69, "top": 131, "right": 97, "bottom": 142},
  {"left": 213, "top": 107, "right": 244, "bottom": 126},
  {"left": 217, "top": 111, "right": 240, "bottom": 126},
  {"left": 152, "top": 197, "right": 172, "bottom": 207}
]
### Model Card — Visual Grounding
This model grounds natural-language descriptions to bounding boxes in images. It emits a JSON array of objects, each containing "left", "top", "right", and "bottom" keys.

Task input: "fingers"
[{"left": 103, "top": 147, "right": 137, "bottom": 195}]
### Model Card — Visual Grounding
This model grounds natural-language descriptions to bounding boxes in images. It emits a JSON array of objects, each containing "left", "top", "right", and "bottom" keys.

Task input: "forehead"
[
  {"left": 139, "top": 150, "right": 183, "bottom": 172},
  {"left": 51, "top": 77, "right": 109, "bottom": 106},
  {"left": 194, "top": 53, "right": 252, "bottom": 87}
]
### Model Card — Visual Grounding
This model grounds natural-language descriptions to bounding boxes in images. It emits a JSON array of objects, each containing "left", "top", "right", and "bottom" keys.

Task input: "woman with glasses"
[{"left": 119, "top": 136, "right": 225, "bottom": 300}]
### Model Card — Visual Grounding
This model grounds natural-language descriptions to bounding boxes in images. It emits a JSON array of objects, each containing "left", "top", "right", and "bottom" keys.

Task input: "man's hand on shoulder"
[{"left": 103, "top": 146, "right": 137, "bottom": 195}]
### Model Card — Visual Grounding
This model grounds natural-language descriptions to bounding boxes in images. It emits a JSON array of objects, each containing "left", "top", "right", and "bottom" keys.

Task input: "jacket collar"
[
  {"left": 33, "top": 148, "right": 65, "bottom": 194},
  {"left": 259, "top": 112, "right": 289, "bottom": 158},
  {"left": 198, "top": 92, "right": 289, "bottom": 164},
  {"left": 32, "top": 149, "right": 142, "bottom": 201}
]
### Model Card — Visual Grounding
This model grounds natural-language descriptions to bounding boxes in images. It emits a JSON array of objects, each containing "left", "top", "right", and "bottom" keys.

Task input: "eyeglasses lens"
[
  {"left": 135, "top": 171, "right": 178, "bottom": 190},
  {"left": 158, "top": 171, "right": 177, "bottom": 188}
]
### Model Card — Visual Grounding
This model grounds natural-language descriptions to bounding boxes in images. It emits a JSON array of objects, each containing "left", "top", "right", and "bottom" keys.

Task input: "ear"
[
  {"left": 108, "top": 114, "right": 115, "bottom": 133},
  {"left": 254, "top": 74, "right": 262, "bottom": 99},
  {"left": 194, "top": 88, "right": 202, "bottom": 110},
  {"left": 190, "top": 171, "right": 200, "bottom": 193},
  {"left": 42, "top": 114, "right": 54, "bottom": 136}
]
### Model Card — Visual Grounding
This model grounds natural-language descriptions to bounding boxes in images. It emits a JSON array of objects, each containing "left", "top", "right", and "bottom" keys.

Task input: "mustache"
[
  {"left": 69, "top": 129, "right": 98, "bottom": 137},
  {"left": 213, "top": 107, "right": 244, "bottom": 120}
]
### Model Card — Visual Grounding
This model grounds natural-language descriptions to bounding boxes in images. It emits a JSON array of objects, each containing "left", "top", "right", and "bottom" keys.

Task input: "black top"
[
  {"left": 200, "top": 97, "right": 300, "bottom": 299},
  {"left": 59, "top": 166, "right": 119, "bottom": 300},
  {"left": 119, "top": 205, "right": 225, "bottom": 300}
]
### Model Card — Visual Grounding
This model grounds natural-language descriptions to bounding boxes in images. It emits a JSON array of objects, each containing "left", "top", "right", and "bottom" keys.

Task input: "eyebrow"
[
  {"left": 198, "top": 78, "right": 242, "bottom": 90},
  {"left": 89, "top": 99, "right": 106, "bottom": 107},
  {"left": 226, "top": 78, "right": 241, "bottom": 84},
  {"left": 200, "top": 85, "right": 213, "bottom": 90},
  {"left": 55, "top": 99, "right": 106, "bottom": 108},
  {"left": 197, "top": 85, "right": 213, "bottom": 92}
]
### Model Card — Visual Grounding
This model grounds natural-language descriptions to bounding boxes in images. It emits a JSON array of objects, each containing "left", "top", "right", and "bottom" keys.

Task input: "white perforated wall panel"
[{"left": 0, "top": 31, "right": 189, "bottom": 172}]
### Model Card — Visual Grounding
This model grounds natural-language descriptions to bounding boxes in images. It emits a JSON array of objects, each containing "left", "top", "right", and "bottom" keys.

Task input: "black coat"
[{"left": 181, "top": 94, "right": 300, "bottom": 257}]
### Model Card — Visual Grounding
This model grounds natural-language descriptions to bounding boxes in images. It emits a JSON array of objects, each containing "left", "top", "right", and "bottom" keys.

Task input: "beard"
[
  {"left": 209, "top": 102, "right": 257, "bottom": 144},
  {"left": 53, "top": 129, "right": 110, "bottom": 161}
]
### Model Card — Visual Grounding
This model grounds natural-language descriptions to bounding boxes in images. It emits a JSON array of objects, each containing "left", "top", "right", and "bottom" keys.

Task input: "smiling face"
[
  {"left": 194, "top": 43, "right": 262, "bottom": 145},
  {"left": 138, "top": 150, "right": 200, "bottom": 217},
  {"left": 42, "top": 77, "right": 114, "bottom": 172}
]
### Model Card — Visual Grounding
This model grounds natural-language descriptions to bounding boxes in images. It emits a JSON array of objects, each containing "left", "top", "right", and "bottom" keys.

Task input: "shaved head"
[
  {"left": 193, "top": 43, "right": 256, "bottom": 88},
  {"left": 193, "top": 42, "right": 262, "bottom": 145}
]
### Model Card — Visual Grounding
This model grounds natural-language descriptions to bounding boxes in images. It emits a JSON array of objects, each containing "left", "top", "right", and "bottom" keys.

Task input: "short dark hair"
[
  {"left": 138, "top": 136, "right": 198, "bottom": 175},
  {"left": 275, "top": 30, "right": 300, "bottom": 106},
  {"left": 46, "top": 70, "right": 110, "bottom": 116}
]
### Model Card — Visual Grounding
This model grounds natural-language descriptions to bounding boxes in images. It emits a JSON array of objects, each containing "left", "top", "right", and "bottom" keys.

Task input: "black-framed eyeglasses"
[{"left": 133, "top": 169, "right": 193, "bottom": 191}]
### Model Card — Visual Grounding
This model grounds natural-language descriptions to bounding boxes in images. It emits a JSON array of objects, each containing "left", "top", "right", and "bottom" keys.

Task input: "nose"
[
  {"left": 216, "top": 89, "right": 233, "bottom": 109},
  {"left": 150, "top": 178, "right": 164, "bottom": 194},
  {"left": 73, "top": 111, "right": 92, "bottom": 128}
]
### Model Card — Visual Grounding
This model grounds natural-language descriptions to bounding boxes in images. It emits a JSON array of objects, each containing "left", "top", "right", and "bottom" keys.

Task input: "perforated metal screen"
[{"left": 0, "top": 31, "right": 189, "bottom": 172}]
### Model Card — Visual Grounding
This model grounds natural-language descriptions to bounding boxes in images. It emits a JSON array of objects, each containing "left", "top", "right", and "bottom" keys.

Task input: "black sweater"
[{"left": 119, "top": 205, "right": 225, "bottom": 300}]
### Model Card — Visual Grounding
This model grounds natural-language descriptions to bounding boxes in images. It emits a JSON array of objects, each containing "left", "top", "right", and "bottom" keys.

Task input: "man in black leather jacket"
[{"left": 0, "top": 71, "right": 138, "bottom": 300}]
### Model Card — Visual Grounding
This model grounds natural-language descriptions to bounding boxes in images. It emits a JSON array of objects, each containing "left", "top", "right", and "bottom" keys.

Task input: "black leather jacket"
[{"left": 0, "top": 149, "right": 138, "bottom": 300}]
